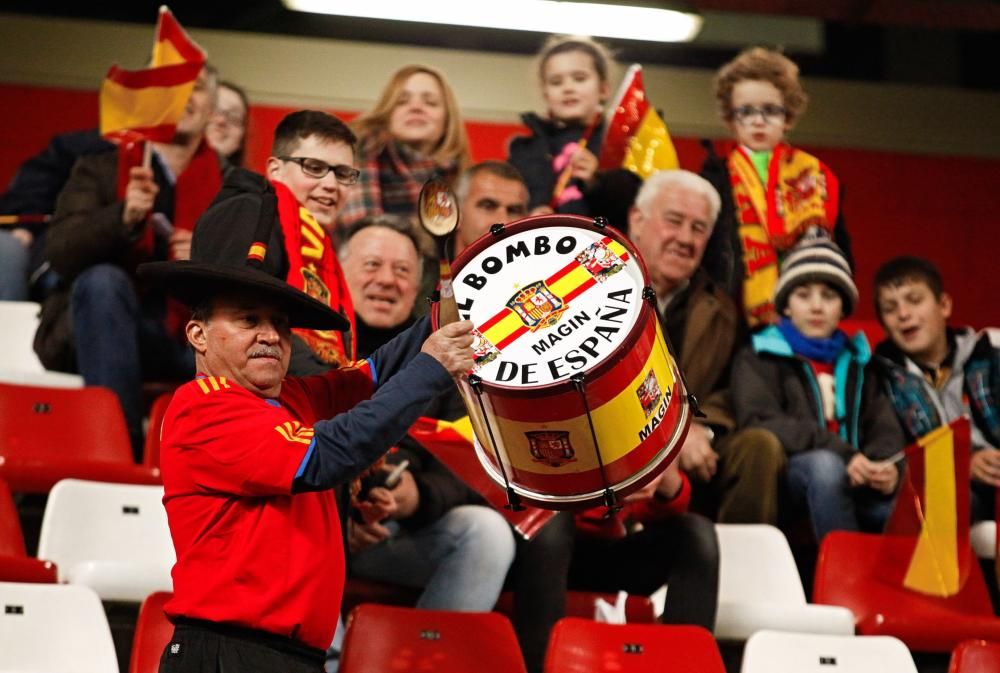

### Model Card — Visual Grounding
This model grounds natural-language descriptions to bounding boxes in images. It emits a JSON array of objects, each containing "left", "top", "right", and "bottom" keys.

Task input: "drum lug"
[
  {"left": 642, "top": 286, "right": 657, "bottom": 305},
  {"left": 571, "top": 373, "right": 622, "bottom": 515},
  {"left": 593, "top": 216, "right": 608, "bottom": 229},
  {"left": 489, "top": 223, "right": 505, "bottom": 236},
  {"left": 468, "top": 374, "right": 525, "bottom": 512}
]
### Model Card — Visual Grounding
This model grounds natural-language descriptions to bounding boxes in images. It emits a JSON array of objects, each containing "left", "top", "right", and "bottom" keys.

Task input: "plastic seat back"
[
  {"left": 741, "top": 630, "right": 917, "bottom": 673},
  {"left": 544, "top": 618, "right": 724, "bottom": 673},
  {"left": 0, "top": 382, "right": 158, "bottom": 492},
  {"left": 37, "top": 479, "right": 174, "bottom": 600},
  {"left": 0, "top": 581, "right": 119, "bottom": 672},
  {"left": 0, "top": 300, "right": 83, "bottom": 387},
  {"left": 129, "top": 591, "right": 174, "bottom": 673},
  {"left": 948, "top": 639, "right": 1000, "bottom": 673},
  {"left": 340, "top": 604, "right": 527, "bottom": 673}
]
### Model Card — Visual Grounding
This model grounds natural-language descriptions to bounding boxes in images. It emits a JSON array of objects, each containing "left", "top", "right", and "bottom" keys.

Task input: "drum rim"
[{"left": 450, "top": 213, "right": 658, "bottom": 398}]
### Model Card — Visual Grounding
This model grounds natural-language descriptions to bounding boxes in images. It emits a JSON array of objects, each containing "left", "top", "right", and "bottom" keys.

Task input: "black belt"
[{"left": 170, "top": 616, "right": 327, "bottom": 665}]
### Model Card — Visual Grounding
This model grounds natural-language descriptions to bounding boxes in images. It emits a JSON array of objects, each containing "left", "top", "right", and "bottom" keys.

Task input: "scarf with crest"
[
  {"left": 729, "top": 143, "right": 839, "bottom": 327},
  {"left": 273, "top": 179, "right": 356, "bottom": 366}
]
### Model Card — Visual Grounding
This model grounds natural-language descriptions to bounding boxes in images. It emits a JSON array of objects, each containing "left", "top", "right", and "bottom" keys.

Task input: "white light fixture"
[{"left": 282, "top": 0, "right": 703, "bottom": 43}]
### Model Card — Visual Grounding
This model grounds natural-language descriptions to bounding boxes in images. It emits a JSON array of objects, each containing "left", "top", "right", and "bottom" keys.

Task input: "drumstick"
[{"left": 549, "top": 112, "right": 601, "bottom": 210}]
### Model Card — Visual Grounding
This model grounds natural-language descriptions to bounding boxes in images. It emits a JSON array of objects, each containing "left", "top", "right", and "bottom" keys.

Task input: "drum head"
[{"left": 453, "top": 215, "right": 646, "bottom": 389}]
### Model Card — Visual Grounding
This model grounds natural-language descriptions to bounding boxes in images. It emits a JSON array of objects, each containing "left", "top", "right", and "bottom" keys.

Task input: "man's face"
[
  {"left": 187, "top": 294, "right": 292, "bottom": 399},
  {"left": 628, "top": 184, "right": 713, "bottom": 296},
  {"left": 342, "top": 226, "right": 421, "bottom": 329},
  {"left": 267, "top": 136, "right": 354, "bottom": 231},
  {"left": 877, "top": 279, "right": 952, "bottom": 365},
  {"left": 456, "top": 172, "right": 529, "bottom": 255},
  {"left": 176, "top": 68, "right": 216, "bottom": 139}
]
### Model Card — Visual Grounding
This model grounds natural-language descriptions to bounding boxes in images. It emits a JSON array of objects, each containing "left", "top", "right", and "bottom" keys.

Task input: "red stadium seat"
[
  {"left": 544, "top": 618, "right": 725, "bottom": 673},
  {"left": 0, "top": 382, "right": 160, "bottom": 492},
  {"left": 0, "top": 477, "right": 57, "bottom": 583},
  {"left": 344, "top": 576, "right": 657, "bottom": 624},
  {"left": 814, "top": 531, "right": 1000, "bottom": 652},
  {"left": 129, "top": 592, "right": 174, "bottom": 673},
  {"left": 340, "top": 603, "right": 527, "bottom": 673},
  {"left": 142, "top": 392, "right": 174, "bottom": 469},
  {"left": 948, "top": 639, "right": 1000, "bottom": 673}
]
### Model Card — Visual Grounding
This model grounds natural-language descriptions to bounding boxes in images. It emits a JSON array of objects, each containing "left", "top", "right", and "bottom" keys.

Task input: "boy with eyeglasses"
[
  {"left": 701, "top": 47, "right": 852, "bottom": 330},
  {"left": 192, "top": 110, "right": 361, "bottom": 374}
]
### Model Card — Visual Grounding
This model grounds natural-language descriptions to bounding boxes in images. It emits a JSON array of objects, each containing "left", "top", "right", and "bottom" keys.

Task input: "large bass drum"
[{"left": 448, "top": 214, "right": 690, "bottom": 509}]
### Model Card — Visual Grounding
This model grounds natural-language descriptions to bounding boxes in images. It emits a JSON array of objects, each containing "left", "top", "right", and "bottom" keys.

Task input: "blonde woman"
[{"left": 337, "top": 64, "right": 471, "bottom": 233}]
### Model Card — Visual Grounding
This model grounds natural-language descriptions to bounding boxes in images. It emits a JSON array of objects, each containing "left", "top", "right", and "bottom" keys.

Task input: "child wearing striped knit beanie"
[{"left": 730, "top": 236, "right": 905, "bottom": 542}]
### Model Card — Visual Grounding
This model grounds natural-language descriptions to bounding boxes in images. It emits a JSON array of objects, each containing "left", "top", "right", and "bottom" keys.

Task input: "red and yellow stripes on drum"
[
  {"left": 464, "top": 315, "right": 687, "bottom": 497},
  {"left": 476, "top": 236, "right": 630, "bottom": 353}
]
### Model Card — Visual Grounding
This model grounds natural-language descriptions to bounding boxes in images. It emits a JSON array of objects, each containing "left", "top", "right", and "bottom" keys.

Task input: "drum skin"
[{"left": 445, "top": 214, "right": 690, "bottom": 509}]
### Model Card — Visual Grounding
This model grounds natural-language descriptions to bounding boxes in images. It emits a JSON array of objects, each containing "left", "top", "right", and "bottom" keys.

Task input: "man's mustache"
[{"left": 249, "top": 346, "right": 282, "bottom": 359}]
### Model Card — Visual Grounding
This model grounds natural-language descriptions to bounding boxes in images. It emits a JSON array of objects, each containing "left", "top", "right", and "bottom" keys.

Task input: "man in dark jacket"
[
  {"left": 731, "top": 240, "right": 905, "bottom": 541},
  {"left": 37, "top": 66, "right": 221, "bottom": 456},
  {"left": 629, "top": 168, "right": 786, "bottom": 524}
]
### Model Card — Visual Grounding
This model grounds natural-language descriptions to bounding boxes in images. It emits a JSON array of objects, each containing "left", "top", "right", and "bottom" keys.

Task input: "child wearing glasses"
[
  {"left": 189, "top": 110, "right": 360, "bottom": 374},
  {"left": 703, "top": 47, "right": 852, "bottom": 330}
]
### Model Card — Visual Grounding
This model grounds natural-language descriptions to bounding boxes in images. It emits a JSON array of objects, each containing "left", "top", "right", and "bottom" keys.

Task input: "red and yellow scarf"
[
  {"left": 273, "top": 180, "right": 356, "bottom": 366},
  {"left": 729, "top": 143, "right": 839, "bottom": 327}
]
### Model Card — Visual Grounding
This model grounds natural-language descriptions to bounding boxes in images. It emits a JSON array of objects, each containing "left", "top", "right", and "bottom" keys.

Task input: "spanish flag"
[
  {"left": 877, "top": 418, "right": 973, "bottom": 597},
  {"left": 597, "top": 64, "right": 678, "bottom": 179},
  {"left": 99, "top": 6, "right": 206, "bottom": 143}
]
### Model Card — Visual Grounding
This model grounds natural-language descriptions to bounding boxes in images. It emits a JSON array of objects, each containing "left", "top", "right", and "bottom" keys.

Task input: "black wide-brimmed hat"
[{"left": 137, "top": 169, "right": 349, "bottom": 331}]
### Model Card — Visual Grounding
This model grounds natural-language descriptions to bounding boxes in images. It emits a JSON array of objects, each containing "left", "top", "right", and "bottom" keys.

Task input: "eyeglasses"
[
  {"left": 732, "top": 104, "right": 787, "bottom": 125},
  {"left": 278, "top": 156, "right": 361, "bottom": 185},
  {"left": 213, "top": 110, "right": 246, "bottom": 127}
]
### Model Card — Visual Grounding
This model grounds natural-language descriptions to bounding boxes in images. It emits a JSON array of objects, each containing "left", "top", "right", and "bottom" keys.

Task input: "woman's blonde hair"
[
  {"left": 714, "top": 47, "right": 808, "bottom": 125},
  {"left": 352, "top": 64, "right": 471, "bottom": 169}
]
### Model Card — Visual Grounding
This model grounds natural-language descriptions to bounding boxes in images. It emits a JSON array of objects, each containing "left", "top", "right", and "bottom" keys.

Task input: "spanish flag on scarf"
[
  {"left": 877, "top": 418, "right": 973, "bottom": 597},
  {"left": 99, "top": 6, "right": 206, "bottom": 142},
  {"left": 598, "top": 64, "right": 678, "bottom": 179}
]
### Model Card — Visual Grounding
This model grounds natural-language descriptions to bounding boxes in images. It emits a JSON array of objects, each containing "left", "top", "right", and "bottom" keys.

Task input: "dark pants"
[
  {"left": 159, "top": 621, "right": 325, "bottom": 673},
  {"left": 70, "top": 264, "right": 193, "bottom": 458},
  {"left": 508, "top": 511, "right": 720, "bottom": 673},
  {"left": 569, "top": 512, "right": 720, "bottom": 630}
]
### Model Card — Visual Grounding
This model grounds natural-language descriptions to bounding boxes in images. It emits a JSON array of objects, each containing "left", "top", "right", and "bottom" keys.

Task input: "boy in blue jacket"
[{"left": 731, "top": 238, "right": 905, "bottom": 541}]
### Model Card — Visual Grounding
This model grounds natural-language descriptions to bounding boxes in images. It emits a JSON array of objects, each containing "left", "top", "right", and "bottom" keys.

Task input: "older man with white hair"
[{"left": 629, "top": 169, "right": 785, "bottom": 524}]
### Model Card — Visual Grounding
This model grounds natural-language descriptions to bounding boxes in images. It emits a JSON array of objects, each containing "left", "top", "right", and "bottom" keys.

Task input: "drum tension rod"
[
  {"left": 642, "top": 286, "right": 705, "bottom": 420},
  {"left": 468, "top": 374, "right": 524, "bottom": 512},
  {"left": 489, "top": 223, "right": 505, "bottom": 237},
  {"left": 571, "top": 372, "right": 621, "bottom": 515}
]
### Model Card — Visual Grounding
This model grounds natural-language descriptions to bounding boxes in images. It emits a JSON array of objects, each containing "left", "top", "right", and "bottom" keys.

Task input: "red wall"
[{"left": 3, "top": 84, "right": 998, "bottom": 327}]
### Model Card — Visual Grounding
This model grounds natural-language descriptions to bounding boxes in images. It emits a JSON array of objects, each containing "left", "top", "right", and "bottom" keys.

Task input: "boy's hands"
[
  {"left": 971, "top": 447, "right": 1000, "bottom": 487},
  {"left": 847, "top": 453, "right": 899, "bottom": 494}
]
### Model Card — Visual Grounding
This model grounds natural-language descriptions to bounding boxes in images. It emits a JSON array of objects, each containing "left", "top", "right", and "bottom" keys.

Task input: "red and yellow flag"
[
  {"left": 597, "top": 64, "right": 678, "bottom": 179},
  {"left": 99, "top": 6, "right": 206, "bottom": 143},
  {"left": 878, "top": 418, "right": 973, "bottom": 598}
]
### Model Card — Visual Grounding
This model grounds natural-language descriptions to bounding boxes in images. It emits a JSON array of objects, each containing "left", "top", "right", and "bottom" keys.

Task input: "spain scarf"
[
  {"left": 729, "top": 143, "right": 839, "bottom": 327},
  {"left": 273, "top": 180, "right": 355, "bottom": 366}
]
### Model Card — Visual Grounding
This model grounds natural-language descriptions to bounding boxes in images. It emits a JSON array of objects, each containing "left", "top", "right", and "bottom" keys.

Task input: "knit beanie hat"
[{"left": 773, "top": 237, "right": 858, "bottom": 317}]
